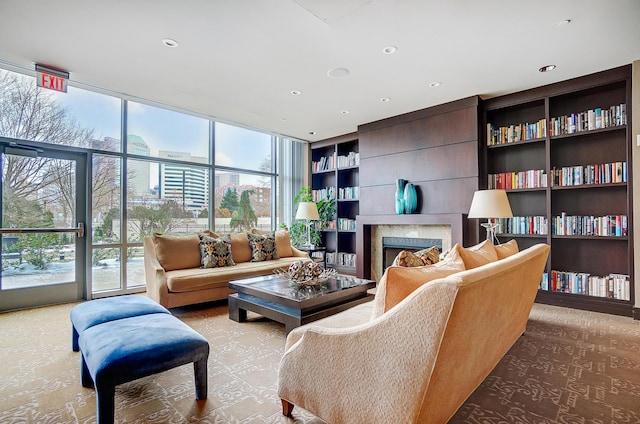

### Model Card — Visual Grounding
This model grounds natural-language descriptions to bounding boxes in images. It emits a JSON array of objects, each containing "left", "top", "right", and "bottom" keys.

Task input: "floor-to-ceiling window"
[{"left": 0, "top": 65, "right": 305, "bottom": 306}]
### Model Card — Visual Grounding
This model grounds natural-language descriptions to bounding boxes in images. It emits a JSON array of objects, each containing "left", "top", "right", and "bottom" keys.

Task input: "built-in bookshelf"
[
  {"left": 484, "top": 65, "right": 633, "bottom": 317},
  {"left": 310, "top": 137, "right": 359, "bottom": 275}
]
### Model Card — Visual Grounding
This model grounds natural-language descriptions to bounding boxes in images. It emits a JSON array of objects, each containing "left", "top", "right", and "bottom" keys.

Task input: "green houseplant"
[{"left": 285, "top": 186, "right": 336, "bottom": 248}]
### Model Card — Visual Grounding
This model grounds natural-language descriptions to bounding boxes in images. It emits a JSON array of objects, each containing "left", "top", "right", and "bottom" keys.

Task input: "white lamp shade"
[
  {"left": 468, "top": 190, "right": 513, "bottom": 219},
  {"left": 295, "top": 202, "right": 320, "bottom": 220}
]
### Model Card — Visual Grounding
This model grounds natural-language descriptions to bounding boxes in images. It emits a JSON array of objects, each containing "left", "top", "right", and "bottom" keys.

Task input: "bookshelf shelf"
[
  {"left": 311, "top": 137, "right": 359, "bottom": 275},
  {"left": 483, "top": 65, "right": 633, "bottom": 317}
]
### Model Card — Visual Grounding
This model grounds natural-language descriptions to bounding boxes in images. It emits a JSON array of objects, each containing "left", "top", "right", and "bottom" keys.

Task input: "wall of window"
[{"left": 0, "top": 66, "right": 305, "bottom": 297}]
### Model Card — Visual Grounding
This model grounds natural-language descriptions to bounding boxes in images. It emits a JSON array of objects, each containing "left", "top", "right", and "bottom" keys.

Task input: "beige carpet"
[{"left": 0, "top": 300, "right": 639, "bottom": 423}]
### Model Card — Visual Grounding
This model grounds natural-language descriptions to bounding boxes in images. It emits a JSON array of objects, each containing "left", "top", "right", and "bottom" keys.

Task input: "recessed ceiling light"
[
  {"left": 290, "top": 90, "right": 301, "bottom": 95},
  {"left": 309, "top": 131, "right": 316, "bottom": 135},
  {"left": 382, "top": 46, "right": 397, "bottom": 55},
  {"left": 428, "top": 81, "right": 441, "bottom": 88},
  {"left": 557, "top": 19, "right": 571, "bottom": 26},
  {"left": 539, "top": 65, "right": 556, "bottom": 73},
  {"left": 327, "top": 67, "right": 350, "bottom": 78},
  {"left": 380, "top": 97, "right": 390, "bottom": 102},
  {"left": 341, "top": 110, "right": 350, "bottom": 115},
  {"left": 162, "top": 38, "right": 179, "bottom": 48}
]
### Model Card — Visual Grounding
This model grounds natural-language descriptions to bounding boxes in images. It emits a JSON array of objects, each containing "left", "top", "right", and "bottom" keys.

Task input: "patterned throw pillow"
[
  {"left": 247, "top": 232, "right": 279, "bottom": 262},
  {"left": 199, "top": 234, "right": 235, "bottom": 268}
]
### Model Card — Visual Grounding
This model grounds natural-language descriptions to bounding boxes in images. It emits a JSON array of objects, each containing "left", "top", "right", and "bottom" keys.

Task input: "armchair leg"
[{"left": 281, "top": 399, "right": 294, "bottom": 417}]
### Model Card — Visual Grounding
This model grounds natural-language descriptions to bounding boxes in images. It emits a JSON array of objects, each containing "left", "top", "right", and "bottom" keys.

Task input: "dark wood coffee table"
[{"left": 228, "top": 274, "right": 376, "bottom": 334}]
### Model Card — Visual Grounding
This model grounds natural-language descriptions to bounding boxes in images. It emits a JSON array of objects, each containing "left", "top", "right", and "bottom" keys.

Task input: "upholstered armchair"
[{"left": 277, "top": 243, "right": 550, "bottom": 424}]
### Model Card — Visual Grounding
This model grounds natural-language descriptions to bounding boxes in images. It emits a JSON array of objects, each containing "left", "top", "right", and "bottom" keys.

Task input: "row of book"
[
  {"left": 338, "top": 186, "right": 359, "bottom": 200},
  {"left": 552, "top": 213, "right": 628, "bottom": 237},
  {"left": 549, "top": 103, "right": 627, "bottom": 136},
  {"left": 311, "top": 187, "right": 336, "bottom": 201},
  {"left": 550, "top": 162, "right": 627, "bottom": 187},
  {"left": 311, "top": 153, "right": 336, "bottom": 172},
  {"left": 487, "top": 119, "right": 547, "bottom": 145},
  {"left": 319, "top": 220, "right": 337, "bottom": 230},
  {"left": 326, "top": 252, "right": 356, "bottom": 268},
  {"left": 488, "top": 169, "right": 547, "bottom": 190},
  {"left": 539, "top": 271, "right": 630, "bottom": 301},
  {"left": 495, "top": 216, "right": 548, "bottom": 235},
  {"left": 337, "top": 218, "right": 356, "bottom": 231},
  {"left": 337, "top": 151, "right": 360, "bottom": 168}
]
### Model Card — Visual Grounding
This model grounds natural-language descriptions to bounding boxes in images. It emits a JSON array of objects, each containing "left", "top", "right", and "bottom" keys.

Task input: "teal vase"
[
  {"left": 404, "top": 183, "right": 417, "bottom": 214},
  {"left": 395, "top": 179, "right": 405, "bottom": 215}
]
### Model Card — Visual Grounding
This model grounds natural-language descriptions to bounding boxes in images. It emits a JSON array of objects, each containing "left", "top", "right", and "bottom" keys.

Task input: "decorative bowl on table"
[{"left": 274, "top": 260, "right": 337, "bottom": 286}]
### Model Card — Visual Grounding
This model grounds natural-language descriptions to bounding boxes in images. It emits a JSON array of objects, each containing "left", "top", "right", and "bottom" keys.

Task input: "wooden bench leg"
[
  {"left": 194, "top": 358, "right": 208, "bottom": 400},
  {"left": 281, "top": 399, "right": 294, "bottom": 416}
]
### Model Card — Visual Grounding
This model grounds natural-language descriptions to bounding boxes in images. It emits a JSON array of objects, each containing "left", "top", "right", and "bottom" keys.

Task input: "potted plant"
[{"left": 284, "top": 186, "right": 336, "bottom": 248}]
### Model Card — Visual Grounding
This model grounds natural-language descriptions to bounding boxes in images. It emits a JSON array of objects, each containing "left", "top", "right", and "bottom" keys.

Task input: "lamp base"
[{"left": 480, "top": 221, "right": 501, "bottom": 245}]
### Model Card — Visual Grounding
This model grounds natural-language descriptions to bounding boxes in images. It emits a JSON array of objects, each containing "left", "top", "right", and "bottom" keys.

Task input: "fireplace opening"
[{"left": 382, "top": 237, "right": 443, "bottom": 270}]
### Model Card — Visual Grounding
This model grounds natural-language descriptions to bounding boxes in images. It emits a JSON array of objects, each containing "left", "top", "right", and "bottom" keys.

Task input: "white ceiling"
[{"left": 1, "top": 0, "right": 639, "bottom": 143}]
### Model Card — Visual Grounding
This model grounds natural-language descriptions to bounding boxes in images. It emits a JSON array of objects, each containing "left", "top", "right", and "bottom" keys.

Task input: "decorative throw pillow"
[
  {"left": 373, "top": 248, "right": 466, "bottom": 316},
  {"left": 199, "top": 234, "right": 235, "bottom": 268},
  {"left": 152, "top": 233, "right": 201, "bottom": 271},
  {"left": 494, "top": 239, "right": 519, "bottom": 260},
  {"left": 247, "top": 232, "right": 280, "bottom": 262},
  {"left": 448, "top": 239, "right": 498, "bottom": 269},
  {"left": 250, "top": 228, "right": 293, "bottom": 257}
]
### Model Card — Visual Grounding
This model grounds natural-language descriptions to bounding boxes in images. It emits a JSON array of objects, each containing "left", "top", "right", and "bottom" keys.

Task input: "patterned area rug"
[{"left": 0, "top": 300, "right": 638, "bottom": 423}]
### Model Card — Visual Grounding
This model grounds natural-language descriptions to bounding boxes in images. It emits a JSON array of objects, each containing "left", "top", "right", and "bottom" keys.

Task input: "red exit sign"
[{"left": 35, "top": 64, "right": 69, "bottom": 93}]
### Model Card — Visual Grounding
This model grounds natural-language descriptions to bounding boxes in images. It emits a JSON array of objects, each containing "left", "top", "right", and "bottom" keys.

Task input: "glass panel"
[
  {"left": 92, "top": 154, "right": 121, "bottom": 243},
  {"left": 92, "top": 247, "right": 121, "bottom": 291},
  {"left": 127, "top": 159, "right": 210, "bottom": 241},
  {"left": 126, "top": 245, "right": 146, "bottom": 288},
  {"left": 214, "top": 171, "right": 272, "bottom": 234},
  {"left": 1, "top": 154, "right": 76, "bottom": 289},
  {"left": 215, "top": 123, "right": 272, "bottom": 171},
  {"left": 127, "top": 102, "right": 210, "bottom": 161},
  {"left": 0, "top": 68, "right": 121, "bottom": 150}
]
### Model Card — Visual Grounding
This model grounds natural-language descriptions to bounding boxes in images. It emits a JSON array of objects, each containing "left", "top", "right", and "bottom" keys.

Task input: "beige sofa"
[
  {"left": 277, "top": 241, "right": 550, "bottom": 423},
  {"left": 144, "top": 230, "right": 309, "bottom": 308}
]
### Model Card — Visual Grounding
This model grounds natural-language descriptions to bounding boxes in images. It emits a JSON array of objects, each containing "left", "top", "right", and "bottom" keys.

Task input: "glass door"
[{"left": 0, "top": 142, "right": 87, "bottom": 311}]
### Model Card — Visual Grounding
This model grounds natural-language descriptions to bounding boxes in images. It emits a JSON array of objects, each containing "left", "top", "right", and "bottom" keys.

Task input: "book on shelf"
[
  {"left": 337, "top": 218, "right": 356, "bottom": 231},
  {"left": 311, "top": 186, "right": 336, "bottom": 201},
  {"left": 336, "top": 151, "right": 360, "bottom": 168},
  {"left": 338, "top": 186, "right": 359, "bottom": 200},
  {"left": 540, "top": 270, "right": 630, "bottom": 301},
  {"left": 549, "top": 103, "right": 626, "bottom": 136},
  {"left": 487, "top": 119, "right": 546, "bottom": 145},
  {"left": 551, "top": 162, "right": 627, "bottom": 186},
  {"left": 488, "top": 169, "right": 547, "bottom": 189},
  {"left": 312, "top": 152, "right": 336, "bottom": 172},
  {"left": 552, "top": 213, "right": 627, "bottom": 237},
  {"left": 496, "top": 216, "right": 548, "bottom": 235}
]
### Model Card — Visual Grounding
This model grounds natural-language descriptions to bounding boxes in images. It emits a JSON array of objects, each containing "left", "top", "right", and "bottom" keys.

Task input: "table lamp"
[
  {"left": 468, "top": 189, "right": 513, "bottom": 244},
  {"left": 295, "top": 201, "right": 320, "bottom": 248}
]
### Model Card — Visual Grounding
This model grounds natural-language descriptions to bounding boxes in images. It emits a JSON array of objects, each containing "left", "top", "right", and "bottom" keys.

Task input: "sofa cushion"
[
  {"left": 450, "top": 239, "right": 498, "bottom": 269},
  {"left": 153, "top": 233, "right": 201, "bottom": 271},
  {"left": 494, "top": 239, "right": 519, "bottom": 259},
  {"left": 393, "top": 246, "right": 440, "bottom": 267},
  {"left": 374, "top": 248, "right": 466, "bottom": 316},
  {"left": 248, "top": 232, "right": 280, "bottom": 262},
  {"left": 199, "top": 234, "right": 235, "bottom": 268},
  {"left": 251, "top": 228, "right": 294, "bottom": 258},
  {"left": 229, "top": 232, "right": 252, "bottom": 263}
]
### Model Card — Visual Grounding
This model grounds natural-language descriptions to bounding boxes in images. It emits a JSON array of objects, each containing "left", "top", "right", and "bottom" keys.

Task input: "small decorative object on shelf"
[
  {"left": 395, "top": 178, "right": 405, "bottom": 214},
  {"left": 275, "top": 260, "right": 337, "bottom": 286},
  {"left": 403, "top": 182, "right": 418, "bottom": 214}
]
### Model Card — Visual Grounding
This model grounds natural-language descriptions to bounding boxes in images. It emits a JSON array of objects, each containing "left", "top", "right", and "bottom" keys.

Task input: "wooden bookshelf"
[
  {"left": 311, "top": 136, "right": 359, "bottom": 275},
  {"left": 483, "top": 65, "right": 634, "bottom": 317}
]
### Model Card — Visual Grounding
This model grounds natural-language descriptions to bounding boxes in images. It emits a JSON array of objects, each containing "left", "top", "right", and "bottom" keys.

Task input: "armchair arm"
[
  {"left": 290, "top": 246, "right": 311, "bottom": 259},
  {"left": 143, "top": 236, "right": 169, "bottom": 306},
  {"left": 277, "top": 282, "right": 458, "bottom": 424}
]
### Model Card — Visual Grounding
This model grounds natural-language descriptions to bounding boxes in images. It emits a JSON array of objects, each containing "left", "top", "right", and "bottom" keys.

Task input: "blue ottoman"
[
  {"left": 79, "top": 313, "right": 209, "bottom": 424},
  {"left": 70, "top": 295, "right": 169, "bottom": 351}
]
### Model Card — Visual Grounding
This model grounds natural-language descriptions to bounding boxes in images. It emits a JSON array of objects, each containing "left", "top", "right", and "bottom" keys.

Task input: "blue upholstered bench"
[
  {"left": 71, "top": 298, "right": 209, "bottom": 424},
  {"left": 70, "top": 295, "right": 170, "bottom": 351}
]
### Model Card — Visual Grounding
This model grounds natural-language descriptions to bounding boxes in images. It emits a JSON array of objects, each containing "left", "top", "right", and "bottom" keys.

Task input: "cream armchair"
[{"left": 277, "top": 243, "right": 550, "bottom": 424}]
